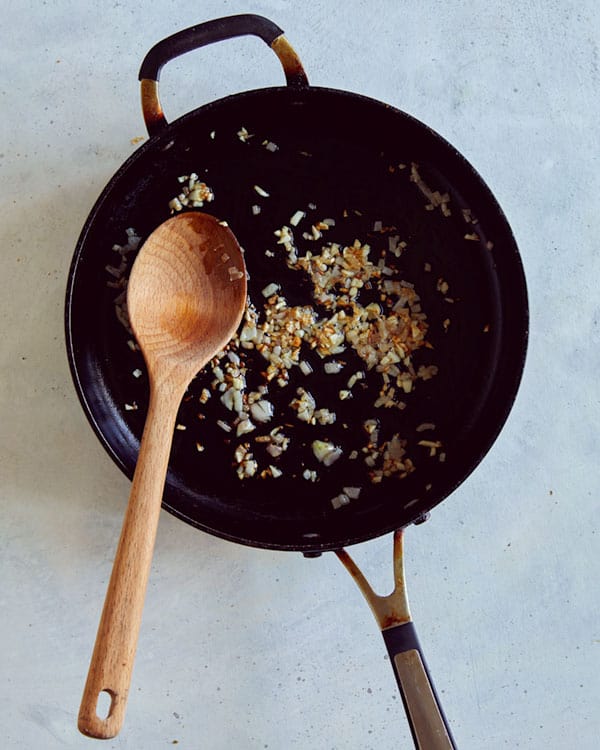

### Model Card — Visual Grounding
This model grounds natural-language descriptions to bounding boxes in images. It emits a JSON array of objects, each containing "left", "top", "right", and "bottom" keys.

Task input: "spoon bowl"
[
  {"left": 128, "top": 213, "right": 247, "bottom": 384},
  {"left": 78, "top": 212, "right": 246, "bottom": 739}
]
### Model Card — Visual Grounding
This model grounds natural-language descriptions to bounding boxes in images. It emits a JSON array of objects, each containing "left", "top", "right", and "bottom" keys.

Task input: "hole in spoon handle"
[
  {"left": 78, "top": 685, "right": 124, "bottom": 739},
  {"left": 96, "top": 689, "right": 114, "bottom": 720}
]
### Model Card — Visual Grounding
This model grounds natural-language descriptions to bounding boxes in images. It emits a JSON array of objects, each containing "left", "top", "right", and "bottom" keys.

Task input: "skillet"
[{"left": 66, "top": 14, "right": 528, "bottom": 746}]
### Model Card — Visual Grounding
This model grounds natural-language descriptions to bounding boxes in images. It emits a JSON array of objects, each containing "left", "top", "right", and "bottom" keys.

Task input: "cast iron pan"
[{"left": 66, "top": 15, "right": 528, "bottom": 746}]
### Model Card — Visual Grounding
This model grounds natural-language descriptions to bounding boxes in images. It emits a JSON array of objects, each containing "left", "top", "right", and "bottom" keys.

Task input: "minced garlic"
[{"left": 117, "top": 163, "right": 444, "bottom": 490}]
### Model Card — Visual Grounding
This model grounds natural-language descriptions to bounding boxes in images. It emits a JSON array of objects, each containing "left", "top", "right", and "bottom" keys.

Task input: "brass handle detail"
[{"left": 394, "top": 649, "right": 455, "bottom": 750}]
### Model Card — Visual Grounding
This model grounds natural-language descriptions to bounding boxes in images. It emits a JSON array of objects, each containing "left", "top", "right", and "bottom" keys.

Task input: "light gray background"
[{"left": 1, "top": 1, "right": 598, "bottom": 748}]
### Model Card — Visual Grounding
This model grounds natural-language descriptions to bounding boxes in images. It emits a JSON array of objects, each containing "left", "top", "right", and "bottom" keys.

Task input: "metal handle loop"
[{"left": 138, "top": 14, "right": 308, "bottom": 136}]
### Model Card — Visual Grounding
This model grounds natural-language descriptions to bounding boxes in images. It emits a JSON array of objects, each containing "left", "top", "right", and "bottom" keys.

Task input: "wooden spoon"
[{"left": 78, "top": 212, "right": 247, "bottom": 739}]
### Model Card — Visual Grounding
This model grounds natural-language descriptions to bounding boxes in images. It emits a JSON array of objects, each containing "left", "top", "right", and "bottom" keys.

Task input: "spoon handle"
[{"left": 78, "top": 383, "right": 180, "bottom": 739}]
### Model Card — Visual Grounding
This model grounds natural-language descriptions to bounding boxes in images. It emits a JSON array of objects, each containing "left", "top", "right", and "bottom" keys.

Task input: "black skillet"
[{"left": 66, "top": 15, "right": 528, "bottom": 746}]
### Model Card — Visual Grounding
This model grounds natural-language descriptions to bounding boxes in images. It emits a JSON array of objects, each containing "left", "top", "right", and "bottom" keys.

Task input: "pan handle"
[
  {"left": 382, "top": 622, "right": 457, "bottom": 749},
  {"left": 138, "top": 14, "right": 308, "bottom": 136},
  {"left": 336, "top": 530, "right": 456, "bottom": 749}
]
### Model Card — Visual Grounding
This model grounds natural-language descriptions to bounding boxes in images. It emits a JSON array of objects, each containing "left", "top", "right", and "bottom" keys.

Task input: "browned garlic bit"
[
  {"left": 254, "top": 427, "right": 290, "bottom": 459},
  {"left": 330, "top": 493, "right": 350, "bottom": 510},
  {"left": 368, "top": 434, "right": 415, "bottom": 484},
  {"left": 328, "top": 486, "right": 361, "bottom": 509},
  {"left": 418, "top": 439, "right": 443, "bottom": 457},
  {"left": 228, "top": 267, "right": 245, "bottom": 281},
  {"left": 290, "top": 210, "right": 305, "bottom": 226},
  {"left": 312, "top": 440, "right": 343, "bottom": 466},
  {"left": 410, "top": 162, "right": 451, "bottom": 216},
  {"left": 237, "top": 127, "right": 253, "bottom": 142},
  {"left": 168, "top": 173, "right": 214, "bottom": 212},
  {"left": 461, "top": 208, "right": 478, "bottom": 225},
  {"left": 289, "top": 388, "right": 337, "bottom": 425},
  {"left": 234, "top": 443, "right": 258, "bottom": 479}
]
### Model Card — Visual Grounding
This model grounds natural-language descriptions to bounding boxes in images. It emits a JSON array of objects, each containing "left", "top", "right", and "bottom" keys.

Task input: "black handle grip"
[
  {"left": 139, "top": 14, "right": 285, "bottom": 82},
  {"left": 138, "top": 14, "right": 308, "bottom": 136},
  {"left": 383, "top": 622, "right": 457, "bottom": 749}
]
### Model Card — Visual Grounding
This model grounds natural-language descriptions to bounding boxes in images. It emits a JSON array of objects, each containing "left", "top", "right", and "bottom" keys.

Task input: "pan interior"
[{"left": 66, "top": 87, "right": 527, "bottom": 551}]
